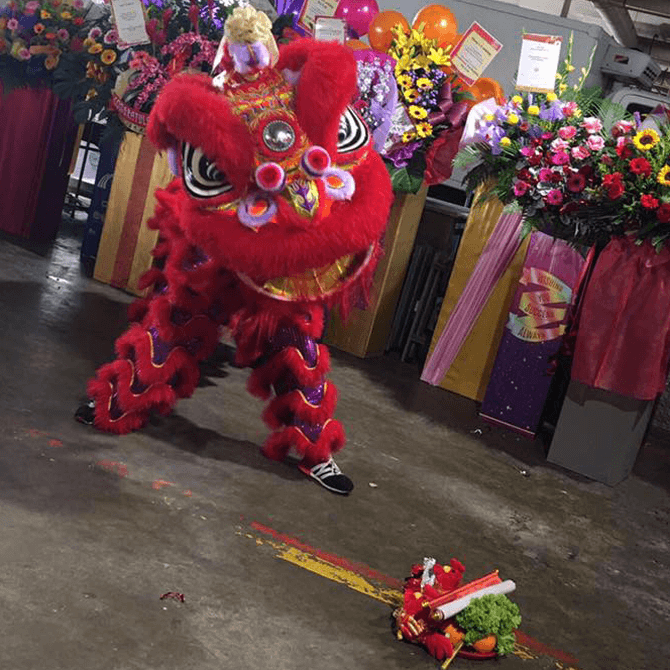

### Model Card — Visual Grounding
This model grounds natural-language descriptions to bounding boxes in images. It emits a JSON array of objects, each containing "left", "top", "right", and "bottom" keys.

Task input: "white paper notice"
[
  {"left": 515, "top": 34, "right": 562, "bottom": 93},
  {"left": 314, "top": 16, "right": 346, "bottom": 43},
  {"left": 297, "top": 0, "right": 338, "bottom": 36},
  {"left": 111, "top": 0, "right": 150, "bottom": 47}
]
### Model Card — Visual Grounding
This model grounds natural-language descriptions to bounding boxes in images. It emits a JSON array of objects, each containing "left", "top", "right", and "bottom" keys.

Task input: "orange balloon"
[
  {"left": 368, "top": 10, "right": 410, "bottom": 53},
  {"left": 467, "top": 77, "right": 505, "bottom": 105},
  {"left": 346, "top": 39, "right": 369, "bottom": 51},
  {"left": 412, "top": 4, "right": 458, "bottom": 47}
]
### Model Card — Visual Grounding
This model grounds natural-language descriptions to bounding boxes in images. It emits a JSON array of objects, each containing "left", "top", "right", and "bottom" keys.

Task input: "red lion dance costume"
[{"left": 77, "top": 7, "right": 393, "bottom": 495}]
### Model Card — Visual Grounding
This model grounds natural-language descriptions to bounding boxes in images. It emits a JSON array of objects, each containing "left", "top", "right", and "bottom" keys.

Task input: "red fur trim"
[
  {"left": 148, "top": 74, "right": 254, "bottom": 194},
  {"left": 261, "top": 419, "right": 345, "bottom": 462},
  {"left": 247, "top": 344, "right": 330, "bottom": 400},
  {"left": 277, "top": 40, "right": 357, "bottom": 156},
  {"left": 261, "top": 381, "right": 338, "bottom": 429}
]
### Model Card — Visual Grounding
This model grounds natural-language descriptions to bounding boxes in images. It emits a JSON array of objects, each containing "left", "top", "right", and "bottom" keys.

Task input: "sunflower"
[
  {"left": 101, "top": 49, "right": 117, "bottom": 65},
  {"left": 658, "top": 165, "right": 670, "bottom": 186},
  {"left": 408, "top": 105, "right": 428, "bottom": 120},
  {"left": 416, "top": 77, "right": 433, "bottom": 90},
  {"left": 402, "top": 131, "right": 417, "bottom": 143},
  {"left": 633, "top": 128, "right": 660, "bottom": 152},
  {"left": 396, "top": 73, "right": 413, "bottom": 89},
  {"left": 88, "top": 42, "right": 103, "bottom": 54},
  {"left": 403, "top": 89, "right": 420, "bottom": 104},
  {"left": 416, "top": 122, "right": 433, "bottom": 138}
]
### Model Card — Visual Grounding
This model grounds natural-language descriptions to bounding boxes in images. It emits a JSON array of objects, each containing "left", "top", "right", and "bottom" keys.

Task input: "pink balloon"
[{"left": 334, "top": 0, "right": 380, "bottom": 37}]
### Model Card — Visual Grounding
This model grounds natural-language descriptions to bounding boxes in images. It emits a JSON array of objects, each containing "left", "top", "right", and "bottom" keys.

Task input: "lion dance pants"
[{"left": 86, "top": 191, "right": 345, "bottom": 466}]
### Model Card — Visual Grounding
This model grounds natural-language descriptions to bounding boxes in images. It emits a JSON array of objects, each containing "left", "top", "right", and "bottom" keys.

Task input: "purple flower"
[
  {"left": 539, "top": 101, "right": 565, "bottom": 122},
  {"left": 387, "top": 142, "right": 421, "bottom": 168}
]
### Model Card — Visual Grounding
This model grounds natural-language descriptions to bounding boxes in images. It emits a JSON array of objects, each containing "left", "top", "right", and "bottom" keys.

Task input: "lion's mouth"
[{"left": 236, "top": 245, "right": 375, "bottom": 302}]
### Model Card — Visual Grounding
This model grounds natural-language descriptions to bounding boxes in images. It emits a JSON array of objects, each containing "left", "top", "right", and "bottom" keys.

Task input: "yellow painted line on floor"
[{"left": 240, "top": 525, "right": 583, "bottom": 667}]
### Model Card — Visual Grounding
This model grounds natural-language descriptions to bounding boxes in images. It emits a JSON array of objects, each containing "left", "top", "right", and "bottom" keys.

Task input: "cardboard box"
[
  {"left": 93, "top": 130, "right": 173, "bottom": 296},
  {"left": 325, "top": 185, "right": 428, "bottom": 358}
]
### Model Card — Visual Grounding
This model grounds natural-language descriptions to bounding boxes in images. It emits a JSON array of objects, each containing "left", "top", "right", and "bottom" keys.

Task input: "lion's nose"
[{"left": 255, "top": 162, "right": 285, "bottom": 192}]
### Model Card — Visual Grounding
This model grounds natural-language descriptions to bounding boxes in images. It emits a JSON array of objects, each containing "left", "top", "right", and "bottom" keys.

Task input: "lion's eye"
[
  {"left": 337, "top": 106, "right": 369, "bottom": 153},
  {"left": 182, "top": 143, "right": 232, "bottom": 198}
]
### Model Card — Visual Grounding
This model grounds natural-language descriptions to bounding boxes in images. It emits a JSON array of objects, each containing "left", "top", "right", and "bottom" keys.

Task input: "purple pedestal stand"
[{"left": 480, "top": 232, "right": 586, "bottom": 437}]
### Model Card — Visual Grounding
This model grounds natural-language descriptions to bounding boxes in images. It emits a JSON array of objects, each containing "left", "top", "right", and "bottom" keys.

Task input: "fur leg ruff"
[{"left": 262, "top": 419, "right": 346, "bottom": 463}]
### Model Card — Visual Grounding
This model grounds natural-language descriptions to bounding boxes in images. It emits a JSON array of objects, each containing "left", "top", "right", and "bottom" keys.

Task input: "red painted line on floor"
[
  {"left": 250, "top": 522, "right": 404, "bottom": 590},
  {"left": 250, "top": 522, "right": 582, "bottom": 668},
  {"left": 514, "top": 630, "right": 580, "bottom": 667},
  {"left": 48, "top": 439, "right": 63, "bottom": 448}
]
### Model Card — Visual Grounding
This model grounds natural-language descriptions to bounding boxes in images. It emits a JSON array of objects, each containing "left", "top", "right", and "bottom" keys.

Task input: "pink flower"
[
  {"left": 545, "top": 189, "right": 564, "bottom": 206},
  {"left": 571, "top": 145, "right": 590, "bottom": 161},
  {"left": 88, "top": 27, "right": 102, "bottom": 39},
  {"left": 612, "top": 120, "right": 635, "bottom": 137},
  {"left": 7, "top": 18, "right": 18, "bottom": 30},
  {"left": 582, "top": 117, "right": 603, "bottom": 134},
  {"left": 57, "top": 28, "right": 69, "bottom": 41},
  {"left": 558, "top": 126, "right": 578, "bottom": 140},
  {"left": 550, "top": 151, "right": 570, "bottom": 166},
  {"left": 539, "top": 168, "right": 554, "bottom": 182},
  {"left": 72, "top": 0, "right": 85, "bottom": 7},
  {"left": 520, "top": 146, "right": 534, "bottom": 157},
  {"left": 550, "top": 138, "right": 570, "bottom": 152},
  {"left": 562, "top": 101, "right": 579, "bottom": 117},
  {"left": 104, "top": 29, "right": 118, "bottom": 44},
  {"left": 17, "top": 47, "right": 30, "bottom": 60},
  {"left": 513, "top": 181, "right": 530, "bottom": 196},
  {"left": 541, "top": 132, "right": 554, "bottom": 141},
  {"left": 586, "top": 135, "right": 605, "bottom": 151},
  {"left": 24, "top": 0, "right": 39, "bottom": 14}
]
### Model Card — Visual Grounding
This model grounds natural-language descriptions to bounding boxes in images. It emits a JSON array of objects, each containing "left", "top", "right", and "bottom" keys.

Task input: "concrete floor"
[{"left": 0, "top": 224, "right": 669, "bottom": 670}]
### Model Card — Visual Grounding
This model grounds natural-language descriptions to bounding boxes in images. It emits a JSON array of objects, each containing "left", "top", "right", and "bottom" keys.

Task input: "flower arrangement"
[
  {"left": 454, "top": 35, "right": 636, "bottom": 246},
  {"left": 108, "top": 0, "right": 245, "bottom": 132},
  {"left": 381, "top": 23, "right": 469, "bottom": 193},
  {"left": 0, "top": 0, "right": 91, "bottom": 89},
  {"left": 597, "top": 119, "right": 670, "bottom": 249}
]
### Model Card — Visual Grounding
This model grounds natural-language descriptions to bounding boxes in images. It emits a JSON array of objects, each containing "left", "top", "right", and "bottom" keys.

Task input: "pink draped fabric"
[
  {"left": 0, "top": 82, "right": 76, "bottom": 241},
  {"left": 421, "top": 208, "right": 525, "bottom": 385}
]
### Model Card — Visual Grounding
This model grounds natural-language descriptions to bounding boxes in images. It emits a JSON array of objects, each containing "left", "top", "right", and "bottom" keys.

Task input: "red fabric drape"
[
  {"left": 0, "top": 82, "right": 76, "bottom": 241},
  {"left": 571, "top": 236, "right": 670, "bottom": 400}
]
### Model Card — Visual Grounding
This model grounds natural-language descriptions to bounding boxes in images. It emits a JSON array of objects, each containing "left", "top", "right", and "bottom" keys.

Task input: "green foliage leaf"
[
  {"left": 387, "top": 164, "right": 424, "bottom": 193},
  {"left": 455, "top": 594, "right": 522, "bottom": 655}
]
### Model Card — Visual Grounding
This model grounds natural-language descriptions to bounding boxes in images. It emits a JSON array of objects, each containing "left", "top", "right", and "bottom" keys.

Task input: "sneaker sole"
[{"left": 298, "top": 464, "right": 353, "bottom": 495}]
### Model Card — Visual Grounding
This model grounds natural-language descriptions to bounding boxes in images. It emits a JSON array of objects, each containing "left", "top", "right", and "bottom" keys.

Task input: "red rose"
[
  {"left": 616, "top": 142, "right": 634, "bottom": 159},
  {"left": 608, "top": 183, "right": 625, "bottom": 199},
  {"left": 641, "top": 194, "right": 659, "bottom": 209},
  {"left": 528, "top": 152, "right": 543, "bottom": 167},
  {"left": 73, "top": 16, "right": 84, "bottom": 25},
  {"left": 657, "top": 203, "right": 670, "bottom": 224},
  {"left": 629, "top": 157, "right": 652, "bottom": 177},
  {"left": 567, "top": 173, "right": 587, "bottom": 193},
  {"left": 603, "top": 172, "right": 624, "bottom": 187}
]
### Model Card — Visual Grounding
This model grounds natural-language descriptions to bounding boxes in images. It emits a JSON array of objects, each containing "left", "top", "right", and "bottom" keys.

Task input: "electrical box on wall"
[{"left": 600, "top": 45, "right": 662, "bottom": 89}]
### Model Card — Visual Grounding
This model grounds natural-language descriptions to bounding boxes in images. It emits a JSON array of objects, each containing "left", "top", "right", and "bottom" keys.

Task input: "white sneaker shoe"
[{"left": 298, "top": 458, "right": 354, "bottom": 495}]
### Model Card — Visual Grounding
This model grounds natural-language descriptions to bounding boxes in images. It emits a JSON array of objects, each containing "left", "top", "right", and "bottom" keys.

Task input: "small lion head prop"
[{"left": 147, "top": 6, "right": 393, "bottom": 309}]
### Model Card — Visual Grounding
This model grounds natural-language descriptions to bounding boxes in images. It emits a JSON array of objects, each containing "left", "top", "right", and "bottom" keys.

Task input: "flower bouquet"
[
  {"left": 454, "top": 36, "right": 632, "bottom": 246},
  {"left": 0, "top": 0, "right": 92, "bottom": 90},
  {"left": 381, "top": 23, "right": 470, "bottom": 193},
  {"left": 597, "top": 120, "right": 670, "bottom": 249},
  {"left": 107, "top": 0, "right": 245, "bottom": 132}
]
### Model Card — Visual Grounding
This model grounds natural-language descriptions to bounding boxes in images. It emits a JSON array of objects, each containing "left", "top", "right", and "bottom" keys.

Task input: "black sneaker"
[
  {"left": 298, "top": 458, "right": 354, "bottom": 495},
  {"left": 75, "top": 399, "right": 96, "bottom": 426}
]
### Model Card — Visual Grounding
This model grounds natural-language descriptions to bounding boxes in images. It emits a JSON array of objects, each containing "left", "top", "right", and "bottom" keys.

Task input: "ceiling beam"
[
  {"left": 597, "top": 0, "right": 670, "bottom": 19},
  {"left": 591, "top": 1, "right": 639, "bottom": 46}
]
